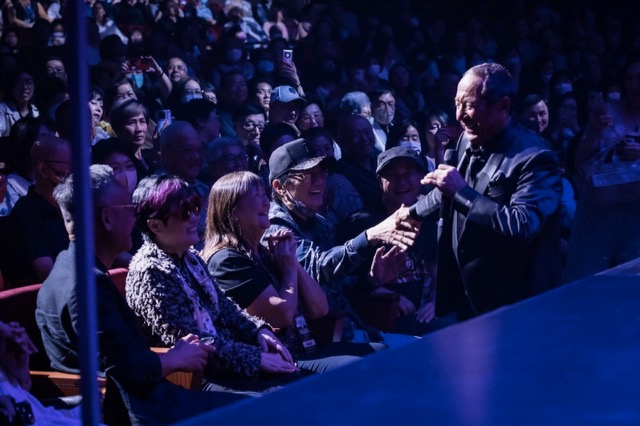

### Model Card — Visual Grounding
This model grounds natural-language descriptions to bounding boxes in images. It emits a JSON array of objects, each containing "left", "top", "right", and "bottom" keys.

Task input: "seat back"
[{"left": 0, "top": 284, "right": 52, "bottom": 370}]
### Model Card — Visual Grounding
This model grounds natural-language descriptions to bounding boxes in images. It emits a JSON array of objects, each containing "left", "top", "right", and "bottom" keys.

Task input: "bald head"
[
  {"left": 31, "top": 135, "right": 71, "bottom": 165},
  {"left": 160, "top": 121, "right": 204, "bottom": 183}
]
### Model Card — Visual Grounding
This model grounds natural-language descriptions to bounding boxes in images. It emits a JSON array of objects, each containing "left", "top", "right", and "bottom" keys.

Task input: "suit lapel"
[{"left": 474, "top": 151, "right": 504, "bottom": 194}]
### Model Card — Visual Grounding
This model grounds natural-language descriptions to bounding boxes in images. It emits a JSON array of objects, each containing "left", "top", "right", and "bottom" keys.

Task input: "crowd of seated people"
[{"left": 1, "top": 0, "right": 640, "bottom": 422}]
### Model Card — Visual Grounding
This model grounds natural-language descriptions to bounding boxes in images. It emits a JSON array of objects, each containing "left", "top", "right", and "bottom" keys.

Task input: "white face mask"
[
  {"left": 400, "top": 141, "right": 421, "bottom": 154},
  {"left": 115, "top": 170, "right": 138, "bottom": 194},
  {"left": 183, "top": 93, "right": 203, "bottom": 103}
]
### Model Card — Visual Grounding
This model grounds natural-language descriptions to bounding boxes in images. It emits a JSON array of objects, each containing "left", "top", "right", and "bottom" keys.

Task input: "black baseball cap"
[
  {"left": 269, "top": 138, "right": 328, "bottom": 183},
  {"left": 376, "top": 146, "right": 427, "bottom": 175}
]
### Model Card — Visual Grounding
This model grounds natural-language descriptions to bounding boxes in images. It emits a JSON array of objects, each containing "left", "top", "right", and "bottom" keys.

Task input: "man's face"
[
  {"left": 163, "top": 130, "right": 204, "bottom": 183},
  {"left": 522, "top": 100, "right": 549, "bottom": 134},
  {"left": 221, "top": 74, "right": 248, "bottom": 106},
  {"left": 284, "top": 164, "right": 328, "bottom": 212},
  {"left": 210, "top": 144, "right": 248, "bottom": 181},
  {"left": 269, "top": 102, "right": 300, "bottom": 125},
  {"left": 166, "top": 58, "right": 188, "bottom": 83},
  {"left": 45, "top": 59, "right": 66, "bottom": 81},
  {"left": 373, "top": 92, "right": 396, "bottom": 126},
  {"left": 200, "top": 111, "right": 220, "bottom": 141},
  {"left": 235, "top": 113, "right": 264, "bottom": 144},
  {"left": 380, "top": 159, "right": 422, "bottom": 211},
  {"left": 101, "top": 183, "right": 136, "bottom": 253},
  {"left": 340, "top": 115, "right": 375, "bottom": 158},
  {"left": 455, "top": 74, "right": 508, "bottom": 147}
]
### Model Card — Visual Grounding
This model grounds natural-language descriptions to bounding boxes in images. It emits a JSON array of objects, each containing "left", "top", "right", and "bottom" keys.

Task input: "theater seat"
[
  {"left": 0, "top": 284, "right": 107, "bottom": 399},
  {"left": 108, "top": 268, "right": 201, "bottom": 391}
]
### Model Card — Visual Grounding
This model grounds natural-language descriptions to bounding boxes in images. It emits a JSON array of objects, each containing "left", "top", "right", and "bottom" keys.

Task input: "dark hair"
[
  {"left": 132, "top": 174, "right": 195, "bottom": 238},
  {"left": 174, "top": 98, "right": 217, "bottom": 128},
  {"left": 104, "top": 78, "right": 136, "bottom": 116},
  {"left": 259, "top": 122, "right": 298, "bottom": 156},
  {"left": 90, "top": 85, "right": 104, "bottom": 101},
  {"left": 3, "top": 69, "right": 35, "bottom": 106},
  {"left": 520, "top": 94, "right": 547, "bottom": 116},
  {"left": 233, "top": 103, "right": 266, "bottom": 123},
  {"left": 464, "top": 63, "right": 515, "bottom": 107},
  {"left": 386, "top": 118, "right": 421, "bottom": 150},
  {"left": 110, "top": 99, "right": 148, "bottom": 135},
  {"left": 8, "top": 116, "right": 41, "bottom": 175},
  {"left": 165, "top": 77, "right": 201, "bottom": 112},
  {"left": 91, "top": 137, "right": 137, "bottom": 165}
]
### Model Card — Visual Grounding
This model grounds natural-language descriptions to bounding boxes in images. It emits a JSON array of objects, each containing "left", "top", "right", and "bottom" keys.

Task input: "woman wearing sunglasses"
[
  {"left": 126, "top": 174, "right": 303, "bottom": 394},
  {"left": 203, "top": 171, "right": 379, "bottom": 373}
]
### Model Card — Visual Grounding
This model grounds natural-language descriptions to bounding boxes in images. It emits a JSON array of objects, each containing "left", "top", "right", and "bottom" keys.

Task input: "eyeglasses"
[
  {"left": 42, "top": 161, "right": 70, "bottom": 182},
  {"left": 164, "top": 195, "right": 202, "bottom": 221},
  {"left": 242, "top": 121, "right": 264, "bottom": 131}
]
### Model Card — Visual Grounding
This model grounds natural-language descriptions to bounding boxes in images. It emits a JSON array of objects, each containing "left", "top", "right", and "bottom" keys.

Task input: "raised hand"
[{"left": 369, "top": 246, "right": 408, "bottom": 286}]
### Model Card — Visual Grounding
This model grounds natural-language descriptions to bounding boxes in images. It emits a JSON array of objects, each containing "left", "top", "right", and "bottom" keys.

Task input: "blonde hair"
[{"left": 201, "top": 171, "right": 265, "bottom": 261}]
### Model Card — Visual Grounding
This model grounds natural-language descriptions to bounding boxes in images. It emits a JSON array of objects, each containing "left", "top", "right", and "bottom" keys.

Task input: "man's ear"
[
  {"left": 272, "top": 179, "right": 285, "bottom": 196},
  {"left": 101, "top": 207, "right": 113, "bottom": 231},
  {"left": 499, "top": 96, "right": 512, "bottom": 115}
]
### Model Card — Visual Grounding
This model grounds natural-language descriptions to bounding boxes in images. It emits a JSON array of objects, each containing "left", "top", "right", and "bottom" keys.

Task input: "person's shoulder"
[{"left": 128, "top": 240, "right": 172, "bottom": 275}]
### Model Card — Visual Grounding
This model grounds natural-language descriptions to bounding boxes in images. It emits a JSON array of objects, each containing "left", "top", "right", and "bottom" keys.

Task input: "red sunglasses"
[{"left": 165, "top": 194, "right": 202, "bottom": 221}]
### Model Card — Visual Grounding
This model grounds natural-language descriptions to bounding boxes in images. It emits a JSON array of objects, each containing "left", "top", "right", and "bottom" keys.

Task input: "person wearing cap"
[
  {"left": 263, "top": 139, "right": 420, "bottom": 344},
  {"left": 268, "top": 85, "right": 306, "bottom": 134},
  {"left": 338, "top": 147, "right": 444, "bottom": 336}
]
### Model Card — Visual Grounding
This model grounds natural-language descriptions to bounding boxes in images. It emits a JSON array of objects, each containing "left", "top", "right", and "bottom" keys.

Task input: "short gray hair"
[
  {"left": 339, "top": 91, "right": 371, "bottom": 115},
  {"left": 54, "top": 164, "right": 116, "bottom": 225}
]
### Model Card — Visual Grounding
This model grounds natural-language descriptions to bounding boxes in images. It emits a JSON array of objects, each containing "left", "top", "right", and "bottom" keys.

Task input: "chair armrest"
[
  {"left": 30, "top": 371, "right": 106, "bottom": 398},
  {"left": 352, "top": 292, "right": 400, "bottom": 332},
  {"left": 150, "top": 347, "right": 203, "bottom": 391}
]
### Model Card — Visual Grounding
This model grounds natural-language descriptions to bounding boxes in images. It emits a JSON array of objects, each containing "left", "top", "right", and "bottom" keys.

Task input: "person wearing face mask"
[
  {"left": 6, "top": 136, "right": 71, "bottom": 286},
  {"left": 385, "top": 118, "right": 435, "bottom": 181},
  {"left": 165, "top": 78, "right": 204, "bottom": 112},
  {"left": 369, "top": 88, "right": 397, "bottom": 152}
]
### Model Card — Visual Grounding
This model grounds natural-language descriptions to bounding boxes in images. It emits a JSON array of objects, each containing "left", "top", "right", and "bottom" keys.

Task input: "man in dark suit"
[
  {"left": 405, "top": 63, "right": 563, "bottom": 320},
  {"left": 36, "top": 165, "right": 243, "bottom": 425}
]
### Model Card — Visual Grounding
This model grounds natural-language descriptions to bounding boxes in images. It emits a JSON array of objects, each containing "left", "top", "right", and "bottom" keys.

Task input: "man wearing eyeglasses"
[{"left": 7, "top": 136, "right": 70, "bottom": 285}]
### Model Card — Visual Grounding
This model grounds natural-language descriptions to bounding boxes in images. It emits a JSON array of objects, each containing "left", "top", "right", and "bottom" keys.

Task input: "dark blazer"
[
  {"left": 36, "top": 243, "right": 243, "bottom": 425},
  {"left": 411, "top": 123, "right": 563, "bottom": 318}
]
